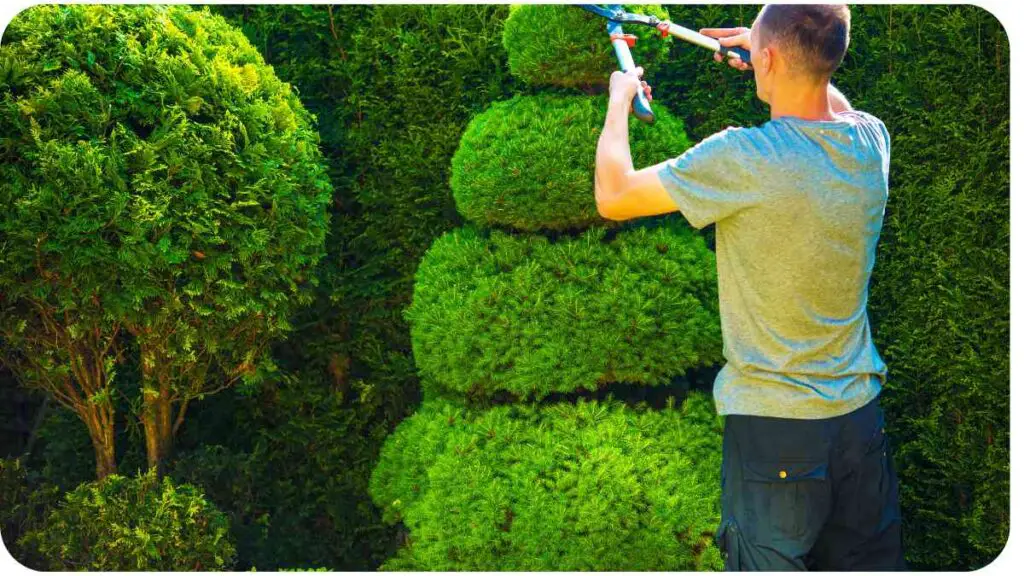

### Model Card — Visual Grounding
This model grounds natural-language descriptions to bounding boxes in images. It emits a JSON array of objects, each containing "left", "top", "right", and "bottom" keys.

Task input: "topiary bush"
[
  {"left": 0, "top": 4, "right": 331, "bottom": 475},
  {"left": 503, "top": 4, "right": 670, "bottom": 87},
  {"left": 407, "top": 220, "right": 720, "bottom": 400},
  {"left": 20, "top": 470, "right": 236, "bottom": 570},
  {"left": 370, "top": 392, "right": 723, "bottom": 571},
  {"left": 372, "top": 3, "right": 725, "bottom": 570},
  {"left": 452, "top": 95, "right": 690, "bottom": 231}
]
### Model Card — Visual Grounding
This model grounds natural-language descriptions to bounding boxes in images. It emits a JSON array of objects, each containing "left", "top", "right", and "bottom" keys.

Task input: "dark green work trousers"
[{"left": 716, "top": 395, "right": 906, "bottom": 571}]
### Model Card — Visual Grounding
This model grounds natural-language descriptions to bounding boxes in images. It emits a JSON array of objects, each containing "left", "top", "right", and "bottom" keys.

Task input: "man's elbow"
[
  {"left": 594, "top": 184, "right": 622, "bottom": 221},
  {"left": 596, "top": 197, "right": 626, "bottom": 221}
]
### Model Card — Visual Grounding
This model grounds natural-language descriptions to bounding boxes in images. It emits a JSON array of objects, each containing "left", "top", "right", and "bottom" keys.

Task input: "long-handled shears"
[{"left": 581, "top": 4, "right": 752, "bottom": 123}]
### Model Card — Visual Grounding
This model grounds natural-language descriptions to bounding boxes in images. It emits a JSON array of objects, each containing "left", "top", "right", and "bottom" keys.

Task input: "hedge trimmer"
[{"left": 580, "top": 4, "right": 752, "bottom": 123}]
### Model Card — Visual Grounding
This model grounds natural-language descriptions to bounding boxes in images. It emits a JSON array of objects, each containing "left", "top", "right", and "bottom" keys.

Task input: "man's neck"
[{"left": 769, "top": 78, "right": 836, "bottom": 122}]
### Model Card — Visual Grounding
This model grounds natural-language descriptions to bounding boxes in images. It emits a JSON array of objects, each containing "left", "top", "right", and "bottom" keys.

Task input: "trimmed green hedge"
[
  {"left": 370, "top": 392, "right": 723, "bottom": 571},
  {"left": 503, "top": 4, "right": 669, "bottom": 87},
  {"left": 406, "top": 218, "right": 720, "bottom": 401},
  {"left": 652, "top": 5, "right": 1009, "bottom": 570},
  {"left": 452, "top": 94, "right": 690, "bottom": 231}
]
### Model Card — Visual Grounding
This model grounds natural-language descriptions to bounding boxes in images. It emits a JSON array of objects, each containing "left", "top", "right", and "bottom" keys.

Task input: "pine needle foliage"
[
  {"left": 406, "top": 218, "right": 720, "bottom": 401},
  {"left": 451, "top": 94, "right": 691, "bottom": 231},
  {"left": 20, "top": 470, "right": 236, "bottom": 571},
  {"left": 503, "top": 4, "right": 670, "bottom": 88},
  {"left": 370, "top": 392, "right": 723, "bottom": 571}
]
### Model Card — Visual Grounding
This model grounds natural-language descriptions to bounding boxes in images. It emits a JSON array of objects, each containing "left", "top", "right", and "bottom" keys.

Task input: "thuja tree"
[
  {"left": 370, "top": 5, "right": 725, "bottom": 570},
  {"left": 0, "top": 5, "right": 331, "bottom": 477}
]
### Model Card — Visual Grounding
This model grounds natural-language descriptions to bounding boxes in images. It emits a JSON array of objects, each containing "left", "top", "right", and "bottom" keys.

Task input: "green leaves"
[
  {"left": 406, "top": 218, "right": 720, "bottom": 400},
  {"left": 20, "top": 470, "right": 236, "bottom": 571},
  {"left": 0, "top": 3, "right": 331, "bottom": 445},
  {"left": 452, "top": 94, "right": 691, "bottom": 232},
  {"left": 503, "top": 4, "right": 671, "bottom": 88},
  {"left": 370, "top": 393, "right": 723, "bottom": 571}
]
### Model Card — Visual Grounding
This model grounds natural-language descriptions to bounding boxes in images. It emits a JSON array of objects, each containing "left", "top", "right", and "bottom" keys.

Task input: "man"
[{"left": 594, "top": 4, "right": 905, "bottom": 571}]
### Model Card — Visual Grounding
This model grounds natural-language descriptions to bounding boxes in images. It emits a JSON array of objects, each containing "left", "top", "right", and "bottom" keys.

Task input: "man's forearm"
[{"left": 595, "top": 95, "right": 634, "bottom": 204}]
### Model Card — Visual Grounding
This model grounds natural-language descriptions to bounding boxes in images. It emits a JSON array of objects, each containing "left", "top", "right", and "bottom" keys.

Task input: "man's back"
[{"left": 659, "top": 110, "right": 891, "bottom": 418}]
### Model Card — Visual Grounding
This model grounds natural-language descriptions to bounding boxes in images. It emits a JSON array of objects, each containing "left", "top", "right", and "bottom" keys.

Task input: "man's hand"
[
  {"left": 701, "top": 27, "right": 753, "bottom": 71},
  {"left": 608, "top": 66, "right": 652, "bottom": 106}
]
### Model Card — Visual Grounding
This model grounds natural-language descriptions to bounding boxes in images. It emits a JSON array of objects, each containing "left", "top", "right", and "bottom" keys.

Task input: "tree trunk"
[
  {"left": 70, "top": 353, "right": 118, "bottom": 481},
  {"left": 82, "top": 405, "right": 116, "bottom": 479},
  {"left": 141, "top": 368, "right": 174, "bottom": 476}
]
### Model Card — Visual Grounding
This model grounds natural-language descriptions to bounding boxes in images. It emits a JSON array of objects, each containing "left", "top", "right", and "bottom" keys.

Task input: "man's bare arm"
[
  {"left": 594, "top": 91, "right": 635, "bottom": 216},
  {"left": 594, "top": 69, "right": 679, "bottom": 221}
]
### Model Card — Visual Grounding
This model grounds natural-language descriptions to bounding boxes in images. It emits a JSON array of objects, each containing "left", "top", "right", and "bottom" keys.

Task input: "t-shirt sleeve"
[
  {"left": 839, "top": 110, "right": 890, "bottom": 165},
  {"left": 656, "top": 126, "right": 762, "bottom": 229}
]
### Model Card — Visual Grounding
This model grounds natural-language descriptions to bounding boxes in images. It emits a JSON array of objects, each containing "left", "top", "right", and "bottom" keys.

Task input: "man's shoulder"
[
  {"left": 839, "top": 109, "right": 891, "bottom": 155},
  {"left": 838, "top": 109, "right": 888, "bottom": 130},
  {"left": 699, "top": 125, "right": 768, "bottom": 156}
]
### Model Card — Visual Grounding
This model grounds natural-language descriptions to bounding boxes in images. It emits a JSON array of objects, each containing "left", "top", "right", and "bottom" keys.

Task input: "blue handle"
[
  {"left": 719, "top": 45, "right": 752, "bottom": 65},
  {"left": 631, "top": 91, "right": 655, "bottom": 123},
  {"left": 607, "top": 18, "right": 655, "bottom": 123}
]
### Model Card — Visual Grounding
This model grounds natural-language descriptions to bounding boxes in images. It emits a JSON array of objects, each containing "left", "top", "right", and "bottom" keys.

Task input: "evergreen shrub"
[
  {"left": 451, "top": 94, "right": 690, "bottom": 231},
  {"left": 503, "top": 4, "right": 670, "bottom": 87},
  {"left": 0, "top": 4, "right": 332, "bottom": 473},
  {"left": 0, "top": 4, "right": 330, "bottom": 355},
  {"left": 406, "top": 218, "right": 720, "bottom": 400},
  {"left": 370, "top": 392, "right": 723, "bottom": 571},
  {"left": 20, "top": 470, "right": 236, "bottom": 570}
]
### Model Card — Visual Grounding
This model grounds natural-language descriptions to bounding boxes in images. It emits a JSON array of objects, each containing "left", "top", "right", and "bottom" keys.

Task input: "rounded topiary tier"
[
  {"left": 406, "top": 221, "right": 720, "bottom": 400},
  {"left": 452, "top": 94, "right": 690, "bottom": 231},
  {"left": 503, "top": 4, "right": 670, "bottom": 87},
  {"left": 370, "top": 393, "right": 723, "bottom": 571},
  {"left": 372, "top": 4, "right": 724, "bottom": 570}
]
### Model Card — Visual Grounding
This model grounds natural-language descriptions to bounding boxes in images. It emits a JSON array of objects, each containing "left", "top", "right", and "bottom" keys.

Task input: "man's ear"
[{"left": 760, "top": 46, "right": 773, "bottom": 76}]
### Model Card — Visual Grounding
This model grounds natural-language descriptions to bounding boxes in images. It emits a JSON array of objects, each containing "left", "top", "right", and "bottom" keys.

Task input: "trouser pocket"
[
  {"left": 715, "top": 516, "right": 741, "bottom": 571},
  {"left": 741, "top": 458, "right": 830, "bottom": 546}
]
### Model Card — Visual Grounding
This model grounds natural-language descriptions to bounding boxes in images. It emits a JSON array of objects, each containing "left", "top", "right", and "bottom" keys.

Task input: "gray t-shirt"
[{"left": 657, "top": 110, "right": 890, "bottom": 419}]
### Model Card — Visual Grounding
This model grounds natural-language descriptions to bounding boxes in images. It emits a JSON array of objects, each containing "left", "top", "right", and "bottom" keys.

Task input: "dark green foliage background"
[
  {"left": 1, "top": 4, "right": 1009, "bottom": 572},
  {"left": 452, "top": 95, "right": 691, "bottom": 231},
  {"left": 369, "top": 392, "right": 723, "bottom": 571},
  {"left": 407, "top": 220, "right": 720, "bottom": 400}
]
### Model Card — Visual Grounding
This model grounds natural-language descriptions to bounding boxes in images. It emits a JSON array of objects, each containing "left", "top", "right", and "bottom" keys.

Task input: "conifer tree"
[
  {"left": 371, "top": 5, "right": 725, "bottom": 569},
  {"left": 0, "top": 5, "right": 331, "bottom": 477}
]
